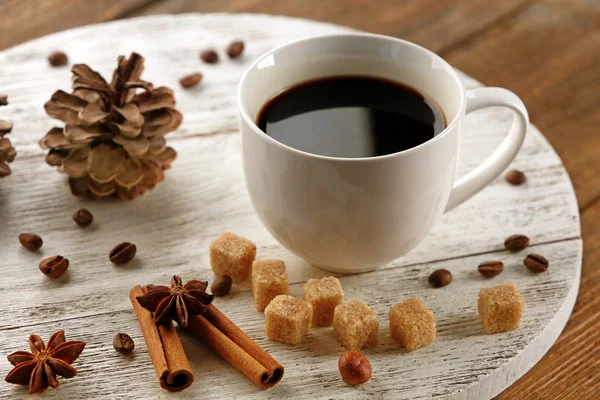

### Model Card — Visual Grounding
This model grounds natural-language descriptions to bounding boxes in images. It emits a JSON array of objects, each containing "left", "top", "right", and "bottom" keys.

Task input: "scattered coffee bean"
[
  {"left": 0, "top": 94, "right": 7, "bottom": 106},
  {"left": 0, "top": 120, "right": 12, "bottom": 134},
  {"left": 72, "top": 208, "right": 94, "bottom": 227},
  {"left": 226, "top": 40, "right": 245, "bottom": 58},
  {"left": 19, "top": 233, "right": 43, "bottom": 252},
  {"left": 47, "top": 51, "right": 68, "bottom": 67},
  {"left": 109, "top": 242, "right": 137, "bottom": 265},
  {"left": 200, "top": 49, "right": 219, "bottom": 63},
  {"left": 505, "top": 169, "right": 526, "bottom": 185},
  {"left": 211, "top": 275, "right": 233, "bottom": 296},
  {"left": 179, "top": 72, "right": 203, "bottom": 89},
  {"left": 504, "top": 234, "right": 529, "bottom": 252},
  {"left": 428, "top": 269, "right": 452, "bottom": 288},
  {"left": 524, "top": 253, "right": 549, "bottom": 273},
  {"left": 39, "top": 256, "right": 69, "bottom": 278},
  {"left": 478, "top": 261, "right": 504, "bottom": 277},
  {"left": 113, "top": 333, "right": 135, "bottom": 354}
]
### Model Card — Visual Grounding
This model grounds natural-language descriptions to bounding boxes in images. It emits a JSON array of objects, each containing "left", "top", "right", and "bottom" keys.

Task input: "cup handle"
[{"left": 444, "top": 87, "right": 529, "bottom": 212}]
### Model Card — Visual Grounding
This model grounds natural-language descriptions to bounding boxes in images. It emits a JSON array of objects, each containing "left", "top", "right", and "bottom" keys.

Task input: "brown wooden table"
[{"left": 1, "top": 0, "right": 598, "bottom": 398}]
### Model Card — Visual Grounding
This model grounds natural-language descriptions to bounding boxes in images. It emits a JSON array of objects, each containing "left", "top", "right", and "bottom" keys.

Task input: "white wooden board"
[{"left": 0, "top": 14, "right": 581, "bottom": 400}]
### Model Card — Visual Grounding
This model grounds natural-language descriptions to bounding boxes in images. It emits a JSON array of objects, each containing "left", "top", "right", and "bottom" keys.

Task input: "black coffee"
[{"left": 257, "top": 75, "right": 445, "bottom": 158}]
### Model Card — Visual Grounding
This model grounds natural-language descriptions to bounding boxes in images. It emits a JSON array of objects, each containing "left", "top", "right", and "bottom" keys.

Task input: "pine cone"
[
  {"left": 39, "top": 53, "right": 182, "bottom": 199},
  {"left": 0, "top": 93, "right": 17, "bottom": 178}
]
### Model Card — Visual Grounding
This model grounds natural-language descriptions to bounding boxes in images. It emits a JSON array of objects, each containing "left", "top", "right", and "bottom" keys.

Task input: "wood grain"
[
  {"left": 130, "top": 0, "right": 535, "bottom": 54},
  {"left": 0, "top": 14, "right": 583, "bottom": 399},
  {"left": 498, "top": 201, "right": 600, "bottom": 399},
  {"left": 0, "top": 0, "right": 534, "bottom": 54},
  {"left": 444, "top": 0, "right": 600, "bottom": 209},
  {"left": 0, "top": 239, "right": 582, "bottom": 399},
  {"left": 0, "top": 121, "right": 579, "bottom": 329},
  {"left": 0, "top": 0, "right": 157, "bottom": 51},
  {"left": 0, "top": 0, "right": 597, "bottom": 397},
  {"left": 438, "top": 1, "right": 600, "bottom": 397}
]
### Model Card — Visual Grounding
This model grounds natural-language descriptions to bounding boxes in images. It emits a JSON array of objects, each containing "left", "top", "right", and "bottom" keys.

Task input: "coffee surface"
[{"left": 257, "top": 75, "right": 445, "bottom": 158}]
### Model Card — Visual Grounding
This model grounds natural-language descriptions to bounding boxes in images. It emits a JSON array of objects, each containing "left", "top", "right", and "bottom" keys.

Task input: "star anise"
[
  {"left": 136, "top": 275, "right": 215, "bottom": 328},
  {"left": 5, "top": 330, "right": 86, "bottom": 394}
]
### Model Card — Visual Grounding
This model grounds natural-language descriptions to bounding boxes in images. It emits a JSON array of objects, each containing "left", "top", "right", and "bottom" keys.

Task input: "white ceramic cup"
[{"left": 238, "top": 33, "right": 528, "bottom": 273}]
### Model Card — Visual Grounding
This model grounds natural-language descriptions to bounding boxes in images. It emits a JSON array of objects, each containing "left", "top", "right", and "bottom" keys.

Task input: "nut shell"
[{"left": 338, "top": 351, "right": 372, "bottom": 385}]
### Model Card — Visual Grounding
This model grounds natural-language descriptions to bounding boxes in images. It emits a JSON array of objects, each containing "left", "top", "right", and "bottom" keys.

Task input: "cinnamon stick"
[
  {"left": 186, "top": 304, "right": 284, "bottom": 389},
  {"left": 129, "top": 285, "right": 194, "bottom": 392}
]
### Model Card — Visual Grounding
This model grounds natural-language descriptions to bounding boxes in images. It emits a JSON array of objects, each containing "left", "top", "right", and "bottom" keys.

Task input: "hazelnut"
[{"left": 338, "top": 350, "right": 372, "bottom": 385}]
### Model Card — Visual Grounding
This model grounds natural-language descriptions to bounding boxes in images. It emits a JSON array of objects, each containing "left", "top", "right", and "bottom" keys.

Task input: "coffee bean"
[
  {"left": 109, "top": 242, "right": 137, "bottom": 265},
  {"left": 39, "top": 256, "right": 69, "bottom": 278},
  {"left": 72, "top": 208, "right": 94, "bottom": 227},
  {"left": 179, "top": 72, "right": 203, "bottom": 89},
  {"left": 504, "top": 234, "right": 529, "bottom": 252},
  {"left": 478, "top": 261, "right": 504, "bottom": 277},
  {"left": 211, "top": 275, "right": 233, "bottom": 296},
  {"left": 428, "top": 269, "right": 452, "bottom": 288},
  {"left": 505, "top": 169, "right": 526, "bottom": 185},
  {"left": 19, "top": 233, "right": 43, "bottom": 251},
  {"left": 0, "top": 120, "right": 12, "bottom": 134},
  {"left": 226, "top": 40, "right": 245, "bottom": 58},
  {"left": 200, "top": 49, "right": 219, "bottom": 63},
  {"left": 47, "top": 51, "right": 68, "bottom": 67},
  {"left": 524, "top": 253, "right": 549, "bottom": 272},
  {"left": 113, "top": 333, "right": 135, "bottom": 354}
]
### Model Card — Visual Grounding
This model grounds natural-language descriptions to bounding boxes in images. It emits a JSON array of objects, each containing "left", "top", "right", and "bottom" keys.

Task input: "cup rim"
[{"left": 237, "top": 32, "right": 466, "bottom": 162}]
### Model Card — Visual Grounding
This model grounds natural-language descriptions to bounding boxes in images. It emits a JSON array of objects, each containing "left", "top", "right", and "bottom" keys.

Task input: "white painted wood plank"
[
  {"left": 0, "top": 130, "right": 578, "bottom": 329},
  {"left": 0, "top": 240, "right": 581, "bottom": 400},
  {"left": 0, "top": 14, "right": 581, "bottom": 400}
]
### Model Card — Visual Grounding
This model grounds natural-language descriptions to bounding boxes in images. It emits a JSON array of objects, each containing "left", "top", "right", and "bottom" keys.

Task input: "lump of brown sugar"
[
  {"left": 389, "top": 298, "right": 436, "bottom": 351},
  {"left": 252, "top": 259, "right": 288, "bottom": 311},
  {"left": 209, "top": 232, "right": 256, "bottom": 283},
  {"left": 265, "top": 295, "right": 312, "bottom": 345},
  {"left": 333, "top": 301, "right": 379, "bottom": 350},
  {"left": 478, "top": 283, "right": 523, "bottom": 334},
  {"left": 304, "top": 276, "right": 344, "bottom": 327}
]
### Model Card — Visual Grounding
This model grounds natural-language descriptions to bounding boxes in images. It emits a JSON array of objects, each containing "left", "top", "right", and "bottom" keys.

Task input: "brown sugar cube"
[
  {"left": 304, "top": 276, "right": 344, "bottom": 327},
  {"left": 209, "top": 232, "right": 256, "bottom": 283},
  {"left": 389, "top": 298, "right": 436, "bottom": 351},
  {"left": 265, "top": 295, "right": 312, "bottom": 345},
  {"left": 333, "top": 301, "right": 379, "bottom": 350},
  {"left": 478, "top": 283, "right": 523, "bottom": 334},
  {"left": 252, "top": 260, "right": 289, "bottom": 311}
]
